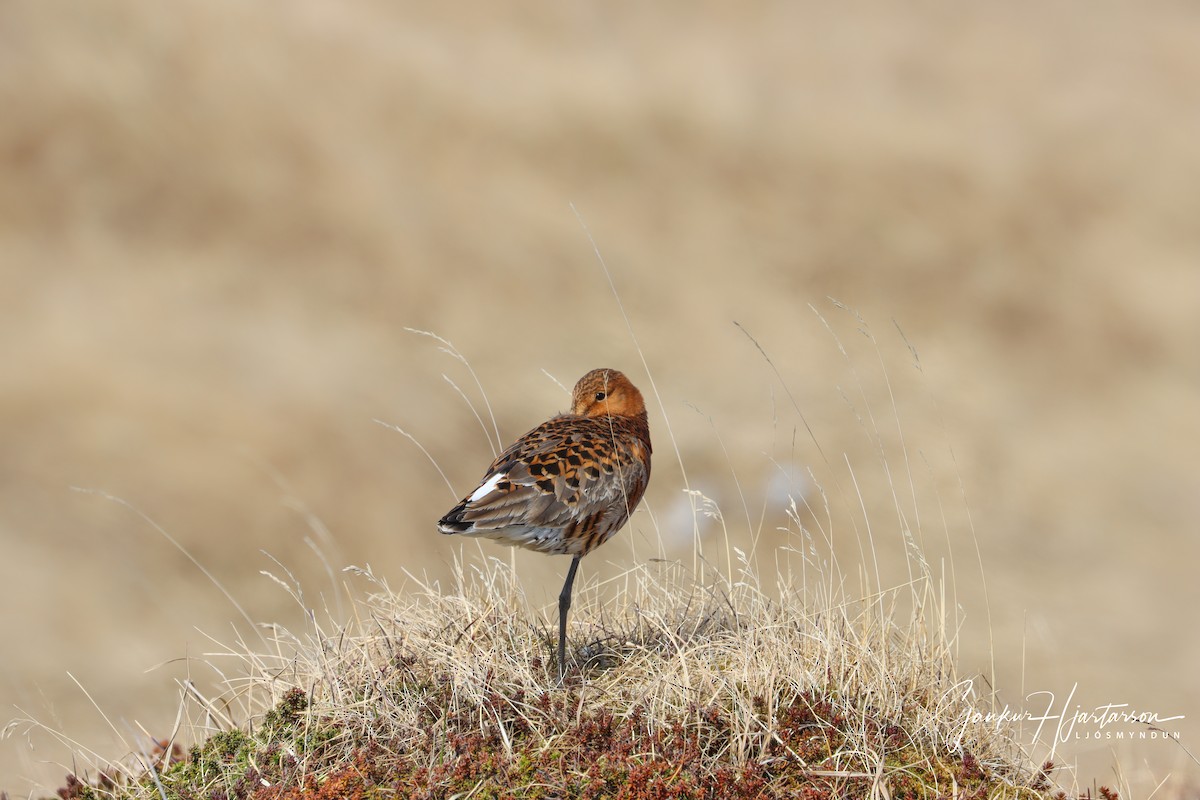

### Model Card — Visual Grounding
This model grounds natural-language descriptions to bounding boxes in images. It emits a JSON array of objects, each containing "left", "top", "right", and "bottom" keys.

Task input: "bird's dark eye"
[{"left": 594, "top": 391, "right": 607, "bottom": 402}]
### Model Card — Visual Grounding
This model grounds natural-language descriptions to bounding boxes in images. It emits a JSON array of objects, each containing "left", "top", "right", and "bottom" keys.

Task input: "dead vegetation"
[{"left": 30, "top": 551, "right": 1073, "bottom": 799}]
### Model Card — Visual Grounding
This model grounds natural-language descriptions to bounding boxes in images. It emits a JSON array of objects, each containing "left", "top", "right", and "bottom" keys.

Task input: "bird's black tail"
[{"left": 437, "top": 503, "right": 472, "bottom": 534}]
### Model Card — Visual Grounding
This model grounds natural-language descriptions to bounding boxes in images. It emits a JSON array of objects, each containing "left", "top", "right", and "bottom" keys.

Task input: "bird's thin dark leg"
[{"left": 558, "top": 555, "right": 582, "bottom": 683}]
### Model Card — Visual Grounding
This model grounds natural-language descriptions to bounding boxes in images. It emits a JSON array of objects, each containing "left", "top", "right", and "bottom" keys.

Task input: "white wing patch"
[{"left": 469, "top": 471, "right": 506, "bottom": 503}]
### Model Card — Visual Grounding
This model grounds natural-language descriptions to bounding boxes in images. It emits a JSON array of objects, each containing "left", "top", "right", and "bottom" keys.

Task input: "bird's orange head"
[{"left": 570, "top": 368, "right": 646, "bottom": 418}]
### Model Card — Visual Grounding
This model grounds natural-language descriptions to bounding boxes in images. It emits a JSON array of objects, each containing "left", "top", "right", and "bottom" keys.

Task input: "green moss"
[
  {"left": 139, "top": 690, "right": 323, "bottom": 800},
  {"left": 259, "top": 688, "right": 308, "bottom": 739}
]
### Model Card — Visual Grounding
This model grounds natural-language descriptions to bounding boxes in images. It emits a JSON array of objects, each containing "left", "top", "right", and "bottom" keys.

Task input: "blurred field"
[{"left": 2, "top": 0, "right": 1199, "bottom": 794}]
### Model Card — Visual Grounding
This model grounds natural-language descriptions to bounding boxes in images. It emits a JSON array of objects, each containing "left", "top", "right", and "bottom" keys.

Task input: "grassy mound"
[{"left": 37, "top": 556, "right": 1069, "bottom": 799}]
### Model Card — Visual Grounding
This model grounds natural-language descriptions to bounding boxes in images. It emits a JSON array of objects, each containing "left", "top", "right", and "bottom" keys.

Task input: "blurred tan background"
[{"left": 2, "top": 0, "right": 1199, "bottom": 794}]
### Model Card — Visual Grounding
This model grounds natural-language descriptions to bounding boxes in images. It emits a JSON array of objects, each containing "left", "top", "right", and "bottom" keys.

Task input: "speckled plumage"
[
  {"left": 438, "top": 368, "right": 652, "bottom": 557},
  {"left": 437, "top": 368, "right": 652, "bottom": 681}
]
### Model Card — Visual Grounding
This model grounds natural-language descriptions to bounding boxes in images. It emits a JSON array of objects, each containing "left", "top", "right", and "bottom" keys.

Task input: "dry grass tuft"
[{"left": 39, "top": 547, "right": 1069, "bottom": 799}]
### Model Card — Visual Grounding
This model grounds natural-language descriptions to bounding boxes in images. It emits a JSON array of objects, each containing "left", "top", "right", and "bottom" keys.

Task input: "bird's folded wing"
[{"left": 451, "top": 422, "right": 647, "bottom": 533}]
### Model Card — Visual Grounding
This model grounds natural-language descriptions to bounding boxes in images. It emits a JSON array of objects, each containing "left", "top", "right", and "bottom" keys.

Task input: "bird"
[{"left": 437, "top": 368, "right": 652, "bottom": 681}]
